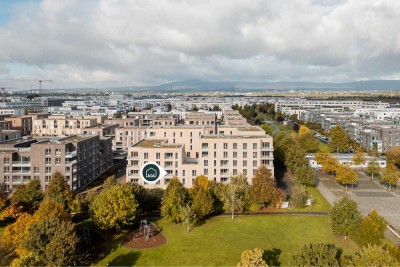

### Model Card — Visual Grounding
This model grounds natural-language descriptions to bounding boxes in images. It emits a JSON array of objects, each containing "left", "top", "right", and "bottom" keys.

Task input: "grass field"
[{"left": 94, "top": 215, "right": 358, "bottom": 266}]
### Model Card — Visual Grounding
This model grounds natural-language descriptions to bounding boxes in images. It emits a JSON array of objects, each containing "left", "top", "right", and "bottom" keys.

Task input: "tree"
[
  {"left": 352, "top": 149, "right": 366, "bottom": 166},
  {"left": 381, "top": 163, "right": 400, "bottom": 192},
  {"left": 22, "top": 217, "right": 79, "bottom": 266},
  {"left": 321, "top": 155, "right": 340, "bottom": 174},
  {"left": 191, "top": 188, "right": 214, "bottom": 219},
  {"left": 34, "top": 198, "right": 71, "bottom": 222},
  {"left": 353, "top": 210, "right": 387, "bottom": 247},
  {"left": 365, "top": 158, "right": 380, "bottom": 180},
  {"left": 192, "top": 175, "right": 211, "bottom": 190},
  {"left": 11, "top": 180, "right": 43, "bottom": 211},
  {"left": 45, "top": 171, "right": 74, "bottom": 210},
  {"left": 297, "top": 125, "right": 319, "bottom": 152},
  {"left": 291, "top": 243, "right": 342, "bottom": 267},
  {"left": 386, "top": 146, "right": 400, "bottom": 165},
  {"left": 90, "top": 184, "right": 139, "bottom": 230},
  {"left": 252, "top": 166, "right": 275, "bottom": 207},
  {"left": 329, "top": 197, "right": 362, "bottom": 239},
  {"left": 225, "top": 174, "right": 252, "bottom": 220},
  {"left": 103, "top": 175, "right": 118, "bottom": 189},
  {"left": 237, "top": 248, "right": 268, "bottom": 267},
  {"left": 180, "top": 204, "right": 197, "bottom": 232},
  {"left": 161, "top": 177, "right": 188, "bottom": 223},
  {"left": 335, "top": 165, "right": 358, "bottom": 190},
  {"left": 0, "top": 186, "right": 8, "bottom": 211},
  {"left": 290, "top": 186, "right": 307, "bottom": 208},
  {"left": 2, "top": 213, "right": 34, "bottom": 258},
  {"left": 167, "top": 103, "right": 172, "bottom": 111},
  {"left": 295, "top": 164, "right": 316, "bottom": 190},
  {"left": 352, "top": 245, "right": 399, "bottom": 266},
  {"left": 329, "top": 126, "right": 350, "bottom": 153}
]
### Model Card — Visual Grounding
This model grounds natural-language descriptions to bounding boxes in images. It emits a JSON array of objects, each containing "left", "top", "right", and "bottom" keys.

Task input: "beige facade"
[
  {"left": 126, "top": 124, "right": 273, "bottom": 188},
  {"left": 0, "top": 135, "right": 113, "bottom": 192},
  {"left": 5, "top": 115, "right": 33, "bottom": 136}
]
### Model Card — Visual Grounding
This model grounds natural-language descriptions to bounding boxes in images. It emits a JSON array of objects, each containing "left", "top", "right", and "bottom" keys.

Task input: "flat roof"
[
  {"left": 201, "top": 135, "right": 270, "bottom": 139},
  {"left": 133, "top": 139, "right": 182, "bottom": 148}
]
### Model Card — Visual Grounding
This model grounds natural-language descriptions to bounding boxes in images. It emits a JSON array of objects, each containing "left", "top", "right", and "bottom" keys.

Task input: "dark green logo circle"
[{"left": 141, "top": 163, "right": 161, "bottom": 183}]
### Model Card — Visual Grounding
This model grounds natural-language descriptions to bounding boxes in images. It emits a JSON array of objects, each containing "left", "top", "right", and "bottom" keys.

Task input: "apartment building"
[
  {"left": 360, "top": 125, "right": 400, "bottom": 153},
  {"left": 5, "top": 115, "right": 33, "bottom": 136},
  {"left": 0, "top": 129, "right": 21, "bottom": 142},
  {"left": 126, "top": 124, "right": 273, "bottom": 189},
  {"left": 0, "top": 135, "right": 113, "bottom": 192},
  {"left": 33, "top": 115, "right": 96, "bottom": 136},
  {"left": 306, "top": 153, "right": 386, "bottom": 169}
]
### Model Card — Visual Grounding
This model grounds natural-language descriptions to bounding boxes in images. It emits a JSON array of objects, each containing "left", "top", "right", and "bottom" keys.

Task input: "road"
[{"left": 316, "top": 170, "right": 400, "bottom": 244}]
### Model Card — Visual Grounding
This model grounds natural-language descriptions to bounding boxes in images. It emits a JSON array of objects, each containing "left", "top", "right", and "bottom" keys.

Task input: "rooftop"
[{"left": 133, "top": 139, "right": 182, "bottom": 148}]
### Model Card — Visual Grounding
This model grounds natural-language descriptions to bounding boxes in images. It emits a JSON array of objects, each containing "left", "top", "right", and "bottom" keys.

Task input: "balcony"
[
  {"left": 66, "top": 159, "right": 77, "bottom": 165},
  {"left": 65, "top": 151, "right": 77, "bottom": 158},
  {"left": 12, "top": 161, "right": 31, "bottom": 166}
]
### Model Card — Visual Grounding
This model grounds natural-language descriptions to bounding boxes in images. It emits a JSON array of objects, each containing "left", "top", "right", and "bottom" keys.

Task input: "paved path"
[
  {"left": 263, "top": 120, "right": 279, "bottom": 135},
  {"left": 316, "top": 170, "right": 400, "bottom": 244}
]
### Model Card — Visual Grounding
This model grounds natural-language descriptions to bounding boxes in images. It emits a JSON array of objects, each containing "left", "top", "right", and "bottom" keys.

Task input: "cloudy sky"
[{"left": 0, "top": 0, "right": 400, "bottom": 89}]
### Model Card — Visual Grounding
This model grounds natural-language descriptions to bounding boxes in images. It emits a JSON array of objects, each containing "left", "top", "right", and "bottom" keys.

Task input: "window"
[
  {"left": 262, "top": 142, "right": 270, "bottom": 148},
  {"left": 45, "top": 158, "right": 51, "bottom": 165},
  {"left": 45, "top": 167, "right": 51, "bottom": 174},
  {"left": 4, "top": 166, "right": 9, "bottom": 173},
  {"left": 223, "top": 151, "right": 228, "bottom": 158},
  {"left": 223, "top": 143, "right": 228, "bottom": 149},
  {"left": 233, "top": 169, "right": 238, "bottom": 175},
  {"left": 243, "top": 143, "right": 247, "bottom": 149},
  {"left": 55, "top": 158, "right": 61, "bottom": 165},
  {"left": 144, "top": 153, "right": 148, "bottom": 159},
  {"left": 214, "top": 143, "right": 217, "bottom": 149},
  {"left": 253, "top": 160, "right": 257, "bottom": 167},
  {"left": 204, "top": 169, "right": 208, "bottom": 175},
  {"left": 45, "top": 175, "right": 51, "bottom": 183},
  {"left": 156, "top": 153, "right": 160, "bottom": 159},
  {"left": 233, "top": 143, "right": 237, "bottom": 149},
  {"left": 55, "top": 148, "right": 61, "bottom": 155},
  {"left": 243, "top": 169, "right": 247, "bottom": 175},
  {"left": 202, "top": 143, "right": 208, "bottom": 149},
  {"left": 243, "top": 152, "right": 247, "bottom": 158},
  {"left": 45, "top": 148, "right": 51, "bottom": 156},
  {"left": 192, "top": 170, "right": 196, "bottom": 177},
  {"left": 4, "top": 175, "right": 9, "bottom": 182},
  {"left": 204, "top": 160, "right": 208, "bottom": 167},
  {"left": 233, "top": 160, "right": 237, "bottom": 167},
  {"left": 233, "top": 152, "right": 237, "bottom": 158},
  {"left": 243, "top": 160, "right": 248, "bottom": 166},
  {"left": 253, "top": 152, "right": 257, "bottom": 157},
  {"left": 3, "top": 157, "right": 9, "bottom": 164},
  {"left": 202, "top": 151, "right": 208, "bottom": 157},
  {"left": 34, "top": 167, "right": 39, "bottom": 173},
  {"left": 253, "top": 143, "right": 257, "bottom": 149}
]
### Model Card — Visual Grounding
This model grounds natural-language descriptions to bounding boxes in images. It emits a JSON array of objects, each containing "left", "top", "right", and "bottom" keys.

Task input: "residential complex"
[{"left": 0, "top": 135, "right": 113, "bottom": 192}]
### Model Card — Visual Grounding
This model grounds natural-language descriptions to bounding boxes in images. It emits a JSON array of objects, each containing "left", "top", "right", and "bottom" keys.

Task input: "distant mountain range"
[
  {"left": 113, "top": 79, "right": 400, "bottom": 92},
  {"left": 14, "top": 79, "right": 400, "bottom": 93}
]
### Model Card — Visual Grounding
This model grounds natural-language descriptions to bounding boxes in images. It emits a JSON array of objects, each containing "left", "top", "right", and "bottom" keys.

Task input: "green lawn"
[{"left": 94, "top": 215, "right": 358, "bottom": 266}]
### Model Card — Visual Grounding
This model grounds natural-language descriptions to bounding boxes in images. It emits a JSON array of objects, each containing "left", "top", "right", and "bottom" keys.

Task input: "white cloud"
[{"left": 0, "top": 0, "right": 400, "bottom": 88}]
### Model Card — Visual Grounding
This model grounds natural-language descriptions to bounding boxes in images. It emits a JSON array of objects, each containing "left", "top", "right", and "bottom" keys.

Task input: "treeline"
[
  {"left": 231, "top": 103, "right": 275, "bottom": 124},
  {"left": 161, "top": 166, "right": 285, "bottom": 231},
  {"left": 0, "top": 173, "right": 163, "bottom": 266}
]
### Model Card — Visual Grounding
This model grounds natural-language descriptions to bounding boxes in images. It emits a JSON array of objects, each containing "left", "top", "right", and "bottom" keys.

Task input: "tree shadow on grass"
[
  {"left": 263, "top": 248, "right": 281, "bottom": 266},
  {"left": 108, "top": 251, "right": 141, "bottom": 266}
]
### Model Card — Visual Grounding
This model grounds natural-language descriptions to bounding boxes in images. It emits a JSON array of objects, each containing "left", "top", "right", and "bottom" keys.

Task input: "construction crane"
[
  {"left": 38, "top": 80, "right": 52, "bottom": 97},
  {"left": 0, "top": 79, "right": 53, "bottom": 96}
]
